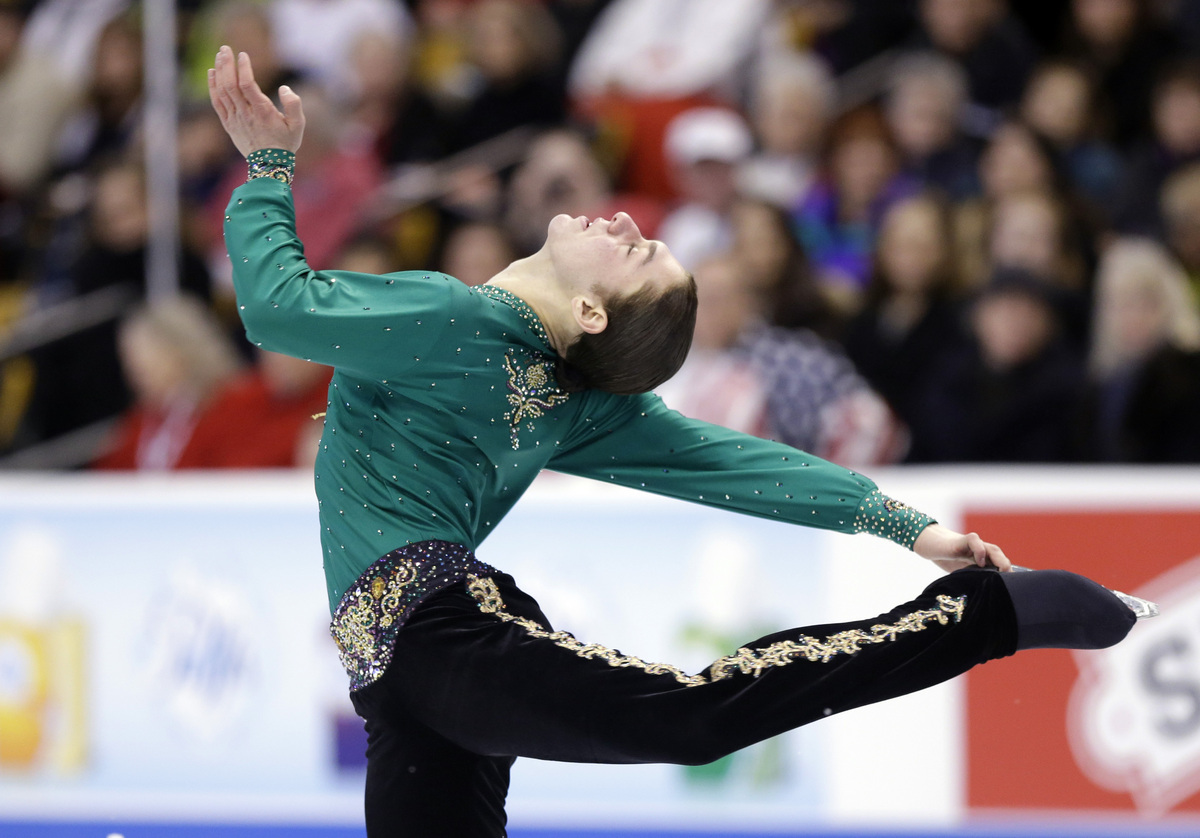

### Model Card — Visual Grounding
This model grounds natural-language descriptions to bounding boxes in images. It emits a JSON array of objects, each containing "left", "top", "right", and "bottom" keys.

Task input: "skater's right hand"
[
  {"left": 913, "top": 523, "right": 1012, "bottom": 573},
  {"left": 208, "top": 45, "right": 305, "bottom": 157}
]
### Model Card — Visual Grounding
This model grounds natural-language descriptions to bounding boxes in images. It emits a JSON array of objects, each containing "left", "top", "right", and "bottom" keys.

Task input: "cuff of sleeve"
[
  {"left": 852, "top": 488, "right": 936, "bottom": 550},
  {"left": 246, "top": 148, "right": 295, "bottom": 185}
]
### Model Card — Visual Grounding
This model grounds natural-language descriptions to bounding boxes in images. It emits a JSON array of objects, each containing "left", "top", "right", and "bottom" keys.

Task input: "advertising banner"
[{"left": 966, "top": 506, "right": 1200, "bottom": 817}]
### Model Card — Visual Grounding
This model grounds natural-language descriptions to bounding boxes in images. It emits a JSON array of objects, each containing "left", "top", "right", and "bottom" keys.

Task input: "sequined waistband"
[{"left": 330, "top": 541, "right": 497, "bottom": 691}]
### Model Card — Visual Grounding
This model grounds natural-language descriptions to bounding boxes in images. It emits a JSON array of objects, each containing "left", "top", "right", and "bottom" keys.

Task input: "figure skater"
[{"left": 208, "top": 47, "right": 1154, "bottom": 837}]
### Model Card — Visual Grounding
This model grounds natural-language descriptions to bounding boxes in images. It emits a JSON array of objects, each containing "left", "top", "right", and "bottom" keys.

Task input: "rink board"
[{"left": 0, "top": 468, "right": 1197, "bottom": 837}]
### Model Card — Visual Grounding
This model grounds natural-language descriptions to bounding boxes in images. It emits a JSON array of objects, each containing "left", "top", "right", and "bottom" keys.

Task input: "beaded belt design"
[{"left": 330, "top": 541, "right": 497, "bottom": 691}]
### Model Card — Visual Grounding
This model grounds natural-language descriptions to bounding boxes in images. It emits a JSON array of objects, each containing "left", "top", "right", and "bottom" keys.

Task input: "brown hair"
[{"left": 555, "top": 275, "right": 698, "bottom": 394}]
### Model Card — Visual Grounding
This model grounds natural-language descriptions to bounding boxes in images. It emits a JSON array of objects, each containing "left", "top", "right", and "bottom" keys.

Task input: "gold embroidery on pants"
[{"left": 466, "top": 575, "right": 967, "bottom": 687}]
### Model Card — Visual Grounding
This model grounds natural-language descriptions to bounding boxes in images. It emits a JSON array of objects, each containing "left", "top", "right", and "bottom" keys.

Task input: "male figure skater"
[{"left": 209, "top": 47, "right": 1151, "bottom": 837}]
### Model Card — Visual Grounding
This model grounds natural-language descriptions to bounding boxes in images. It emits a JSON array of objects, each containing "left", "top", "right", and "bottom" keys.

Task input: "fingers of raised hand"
[
  {"left": 213, "top": 46, "right": 247, "bottom": 114},
  {"left": 207, "top": 68, "right": 228, "bottom": 122},
  {"left": 237, "top": 50, "right": 274, "bottom": 110}
]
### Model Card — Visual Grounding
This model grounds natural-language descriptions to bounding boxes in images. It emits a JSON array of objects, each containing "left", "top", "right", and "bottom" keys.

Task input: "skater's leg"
[
  {"left": 351, "top": 678, "right": 514, "bottom": 838},
  {"left": 381, "top": 566, "right": 1019, "bottom": 766},
  {"left": 1000, "top": 568, "right": 1136, "bottom": 650}
]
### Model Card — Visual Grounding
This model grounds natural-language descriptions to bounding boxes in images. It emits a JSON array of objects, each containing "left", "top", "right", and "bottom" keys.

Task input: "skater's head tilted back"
[{"left": 488, "top": 211, "right": 698, "bottom": 395}]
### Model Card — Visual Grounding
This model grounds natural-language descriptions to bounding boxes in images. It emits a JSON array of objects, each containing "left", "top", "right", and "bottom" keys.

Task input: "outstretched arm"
[{"left": 550, "top": 392, "right": 1013, "bottom": 574}]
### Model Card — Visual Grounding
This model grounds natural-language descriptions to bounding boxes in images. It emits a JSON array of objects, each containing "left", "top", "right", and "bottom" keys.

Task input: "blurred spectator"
[
  {"left": 268, "top": 0, "right": 412, "bottom": 100},
  {"left": 883, "top": 50, "right": 979, "bottom": 200},
  {"left": 405, "top": 0, "right": 475, "bottom": 107},
  {"left": 178, "top": 104, "right": 241, "bottom": 255},
  {"left": 986, "top": 187, "right": 1092, "bottom": 346},
  {"left": 204, "top": 2, "right": 302, "bottom": 101},
  {"left": 1160, "top": 161, "right": 1200, "bottom": 302},
  {"left": 912, "top": 267, "right": 1086, "bottom": 462},
  {"left": 1019, "top": 59, "right": 1123, "bottom": 209},
  {"left": 988, "top": 189, "right": 1087, "bottom": 289},
  {"left": 656, "top": 253, "right": 906, "bottom": 468},
  {"left": 20, "top": 0, "right": 128, "bottom": 87},
  {"left": 1059, "top": 0, "right": 1180, "bottom": 149},
  {"left": 0, "top": 1, "right": 80, "bottom": 198},
  {"left": 792, "top": 105, "right": 919, "bottom": 309},
  {"left": 739, "top": 52, "right": 835, "bottom": 210},
  {"left": 93, "top": 295, "right": 245, "bottom": 470},
  {"left": 437, "top": 221, "right": 516, "bottom": 286},
  {"left": 444, "top": 0, "right": 566, "bottom": 154},
  {"left": 954, "top": 119, "right": 1066, "bottom": 287},
  {"left": 52, "top": 15, "right": 143, "bottom": 178},
  {"left": 71, "top": 160, "right": 211, "bottom": 302},
  {"left": 1113, "top": 59, "right": 1200, "bottom": 237},
  {"left": 345, "top": 29, "right": 445, "bottom": 166},
  {"left": 1084, "top": 238, "right": 1200, "bottom": 461},
  {"left": 907, "top": 0, "right": 1038, "bottom": 124},
  {"left": 765, "top": 0, "right": 915, "bottom": 75},
  {"left": 841, "top": 194, "right": 968, "bottom": 459},
  {"left": 727, "top": 196, "right": 839, "bottom": 337},
  {"left": 658, "top": 107, "right": 753, "bottom": 269},
  {"left": 178, "top": 349, "right": 331, "bottom": 469},
  {"left": 568, "top": 0, "right": 771, "bottom": 198},
  {"left": 27, "top": 158, "right": 212, "bottom": 443},
  {"left": 503, "top": 128, "right": 664, "bottom": 255}
]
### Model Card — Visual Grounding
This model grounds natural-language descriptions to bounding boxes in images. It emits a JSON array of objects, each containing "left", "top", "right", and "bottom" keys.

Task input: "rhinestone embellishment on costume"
[
  {"left": 852, "top": 488, "right": 935, "bottom": 549},
  {"left": 467, "top": 575, "right": 967, "bottom": 687},
  {"left": 331, "top": 541, "right": 498, "bottom": 690},
  {"left": 473, "top": 284, "right": 554, "bottom": 351},
  {"left": 502, "top": 348, "right": 569, "bottom": 450}
]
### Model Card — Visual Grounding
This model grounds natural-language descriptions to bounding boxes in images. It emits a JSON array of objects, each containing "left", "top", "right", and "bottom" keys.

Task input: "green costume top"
[{"left": 224, "top": 175, "right": 933, "bottom": 626}]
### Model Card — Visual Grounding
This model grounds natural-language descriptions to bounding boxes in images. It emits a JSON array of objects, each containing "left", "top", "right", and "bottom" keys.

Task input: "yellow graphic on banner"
[
  {"left": 0, "top": 618, "right": 87, "bottom": 773},
  {"left": 0, "top": 526, "right": 87, "bottom": 774}
]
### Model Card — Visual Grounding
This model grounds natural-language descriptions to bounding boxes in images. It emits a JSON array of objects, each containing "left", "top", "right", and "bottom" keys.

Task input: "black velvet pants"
[{"left": 349, "top": 566, "right": 1022, "bottom": 837}]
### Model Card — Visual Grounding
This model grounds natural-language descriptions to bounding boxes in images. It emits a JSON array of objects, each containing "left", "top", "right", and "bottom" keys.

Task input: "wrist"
[
  {"left": 246, "top": 148, "right": 295, "bottom": 185},
  {"left": 852, "top": 488, "right": 936, "bottom": 550}
]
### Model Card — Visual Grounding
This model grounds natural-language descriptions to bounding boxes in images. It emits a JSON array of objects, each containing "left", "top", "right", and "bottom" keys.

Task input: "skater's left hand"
[{"left": 913, "top": 523, "right": 1012, "bottom": 574}]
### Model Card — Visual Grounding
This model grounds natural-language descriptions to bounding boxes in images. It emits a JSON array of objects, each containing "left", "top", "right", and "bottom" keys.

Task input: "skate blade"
[{"left": 1111, "top": 589, "right": 1160, "bottom": 620}]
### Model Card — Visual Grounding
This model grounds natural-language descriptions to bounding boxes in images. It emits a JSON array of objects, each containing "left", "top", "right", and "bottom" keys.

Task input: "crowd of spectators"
[{"left": 2, "top": 0, "right": 1200, "bottom": 470}]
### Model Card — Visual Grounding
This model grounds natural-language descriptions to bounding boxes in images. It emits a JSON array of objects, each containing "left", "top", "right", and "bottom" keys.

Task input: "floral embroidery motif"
[
  {"left": 706, "top": 594, "right": 966, "bottom": 678},
  {"left": 331, "top": 542, "right": 497, "bottom": 690},
  {"left": 502, "top": 348, "right": 569, "bottom": 450},
  {"left": 467, "top": 575, "right": 966, "bottom": 687}
]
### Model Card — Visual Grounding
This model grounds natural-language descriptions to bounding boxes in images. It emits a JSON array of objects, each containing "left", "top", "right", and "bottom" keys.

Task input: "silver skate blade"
[{"left": 1111, "top": 589, "right": 1160, "bottom": 620}]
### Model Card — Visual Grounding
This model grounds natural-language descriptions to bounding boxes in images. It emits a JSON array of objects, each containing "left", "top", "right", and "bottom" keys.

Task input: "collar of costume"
[{"left": 472, "top": 284, "right": 555, "bottom": 354}]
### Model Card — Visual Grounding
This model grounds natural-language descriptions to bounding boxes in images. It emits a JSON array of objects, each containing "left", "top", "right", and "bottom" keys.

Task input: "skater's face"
[{"left": 545, "top": 211, "right": 688, "bottom": 304}]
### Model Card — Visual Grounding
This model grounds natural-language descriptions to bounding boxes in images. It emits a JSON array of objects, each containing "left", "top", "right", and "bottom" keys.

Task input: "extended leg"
[{"left": 377, "top": 566, "right": 1019, "bottom": 768}]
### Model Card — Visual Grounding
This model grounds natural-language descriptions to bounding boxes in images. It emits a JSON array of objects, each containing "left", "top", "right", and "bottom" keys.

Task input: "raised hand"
[{"left": 208, "top": 45, "right": 305, "bottom": 157}]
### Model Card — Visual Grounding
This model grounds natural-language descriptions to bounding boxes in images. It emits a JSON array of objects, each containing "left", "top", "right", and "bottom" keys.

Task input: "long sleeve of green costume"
[
  {"left": 224, "top": 177, "right": 453, "bottom": 380},
  {"left": 550, "top": 393, "right": 935, "bottom": 549}
]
